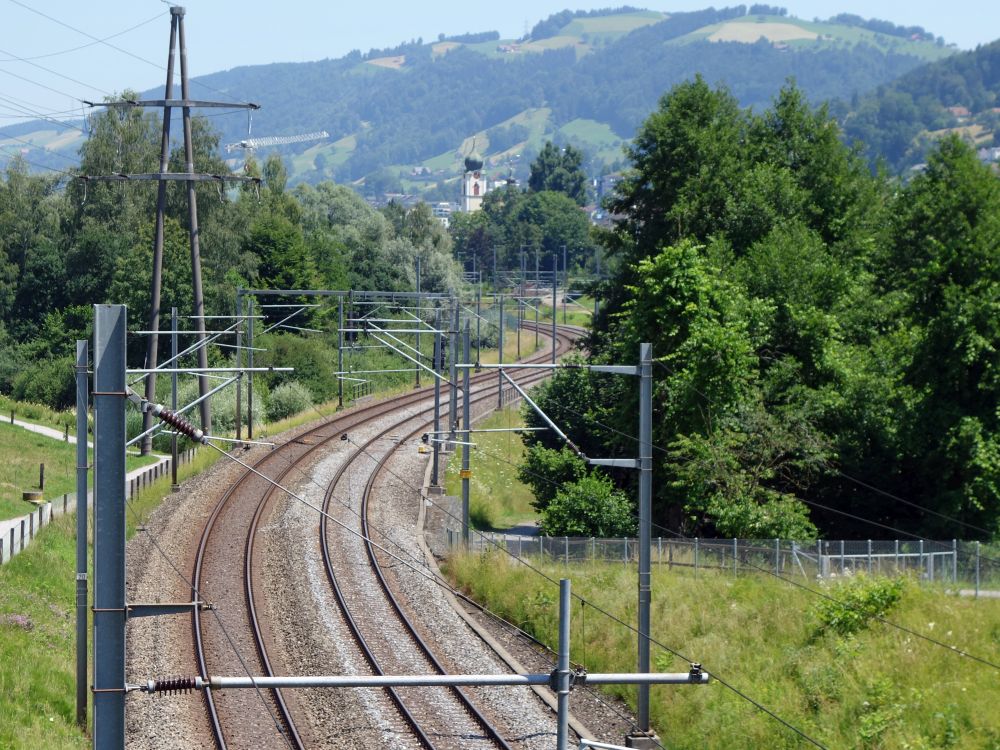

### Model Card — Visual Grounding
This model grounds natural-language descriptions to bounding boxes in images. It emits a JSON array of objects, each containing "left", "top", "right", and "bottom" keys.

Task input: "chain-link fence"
[{"left": 448, "top": 530, "right": 1000, "bottom": 597}]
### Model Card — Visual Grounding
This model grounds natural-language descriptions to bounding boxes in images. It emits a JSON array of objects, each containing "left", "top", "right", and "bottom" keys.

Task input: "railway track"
[{"left": 190, "top": 324, "right": 582, "bottom": 748}]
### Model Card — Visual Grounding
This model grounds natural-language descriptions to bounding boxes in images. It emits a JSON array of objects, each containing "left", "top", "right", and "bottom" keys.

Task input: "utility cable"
[
  {"left": 201, "top": 420, "right": 674, "bottom": 747},
  {"left": 0, "top": 93, "right": 86, "bottom": 132},
  {"left": 0, "top": 65, "right": 83, "bottom": 108},
  {"left": 0, "top": 129, "right": 81, "bottom": 165},
  {"left": 0, "top": 44, "right": 114, "bottom": 100},
  {"left": 0, "top": 150, "right": 77, "bottom": 180},
  {"left": 6, "top": 0, "right": 254, "bottom": 106},
  {"left": 0, "top": 9, "right": 164, "bottom": 62}
]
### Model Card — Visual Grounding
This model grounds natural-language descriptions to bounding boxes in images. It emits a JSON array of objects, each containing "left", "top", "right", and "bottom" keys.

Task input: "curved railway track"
[{"left": 190, "top": 324, "right": 582, "bottom": 748}]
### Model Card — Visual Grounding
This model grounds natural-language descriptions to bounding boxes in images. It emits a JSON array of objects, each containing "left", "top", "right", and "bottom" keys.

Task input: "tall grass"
[
  {"left": 447, "top": 552, "right": 1000, "bottom": 749},
  {"left": 443, "top": 405, "right": 538, "bottom": 529},
  {"left": 0, "top": 393, "right": 77, "bottom": 431},
  {"left": 0, "top": 514, "right": 88, "bottom": 749}
]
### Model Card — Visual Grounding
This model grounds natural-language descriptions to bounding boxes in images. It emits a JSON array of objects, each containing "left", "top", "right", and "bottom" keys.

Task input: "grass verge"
[
  {"left": 0, "top": 422, "right": 157, "bottom": 522},
  {"left": 0, "top": 514, "right": 90, "bottom": 749},
  {"left": 444, "top": 405, "right": 538, "bottom": 530},
  {"left": 446, "top": 552, "right": 1000, "bottom": 749}
]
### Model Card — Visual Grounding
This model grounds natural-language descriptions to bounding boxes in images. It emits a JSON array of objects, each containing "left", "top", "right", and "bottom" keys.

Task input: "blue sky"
[{"left": 0, "top": 1, "right": 997, "bottom": 125}]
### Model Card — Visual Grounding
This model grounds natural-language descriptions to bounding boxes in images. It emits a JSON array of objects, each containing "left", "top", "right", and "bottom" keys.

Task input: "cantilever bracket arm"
[
  {"left": 368, "top": 332, "right": 455, "bottom": 388},
  {"left": 500, "top": 370, "right": 586, "bottom": 459}
]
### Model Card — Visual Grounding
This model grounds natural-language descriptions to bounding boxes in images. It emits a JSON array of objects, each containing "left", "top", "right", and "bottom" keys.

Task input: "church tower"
[{"left": 461, "top": 150, "right": 487, "bottom": 212}]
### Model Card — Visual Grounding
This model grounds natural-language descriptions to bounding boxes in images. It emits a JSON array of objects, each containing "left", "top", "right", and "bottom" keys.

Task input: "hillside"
[
  {"left": 0, "top": 5, "right": 958, "bottom": 189},
  {"left": 840, "top": 39, "right": 1000, "bottom": 172}
]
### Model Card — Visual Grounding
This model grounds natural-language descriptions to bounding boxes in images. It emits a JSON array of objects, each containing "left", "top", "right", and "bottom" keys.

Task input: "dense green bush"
[
  {"left": 518, "top": 445, "right": 587, "bottom": 512},
  {"left": 11, "top": 355, "right": 74, "bottom": 409},
  {"left": 812, "top": 575, "right": 906, "bottom": 636},
  {"left": 266, "top": 381, "right": 313, "bottom": 422},
  {"left": 540, "top": 473, "right": 636, "bottom": 537}
]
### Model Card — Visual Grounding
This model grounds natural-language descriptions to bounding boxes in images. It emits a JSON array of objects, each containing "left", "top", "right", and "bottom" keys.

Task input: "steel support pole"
[
  {"left": 551, "top": 256, "right": 558, "bottom": 363},
  {"left": 475, "top": 275, "right": 482, "bottom": 367},
  {"left": 563, "top": 244, "right": 568, "bottom": 324},
  {"left": 93, "top": 305, "right": 127, "bottom": 750},
  {"left": 557, "top": 578, "right": 572, "bottom": 750},
  {"left": 637, "top": 342, "right": 653, "bottom": 733},
  {"left": 497, "top": 294, "right": 504, "bottom": 410},
  {"left": 448, "top": 301, "right": 459, "bottom": 445},
  {"left": 177, "top": 9, "right": 211, "bottom": 434},
  {"left": 141, "top": 11, "right": 178, "bottom": 456},
  {"left": 431, "top": 309, "right": 442, "bottom": 487},
  {"left": 517, "top": 298, "right": 521, "bottom": 360},
  {"left": 462, "top": 321, "right": 471, "bottom": 546},
  {"left": 247, "top": 296, "right": 254, "bottom": 440},
  {"left": 338, "top": 297, "right": 344, "bottom": 408},
  {"left": 171, "top": 308, "right": 179, "bottom": 488},
  {"left": 415, "top": 257, "right": 421, "bottom": 389},
  {"left": 532, "top": 246, "right": 540, "bottom": 351},
  {"left": 74, "top": 340, "right": 89, "bottom": 729},
  {"left": 234, "top": 296, "right": 243, "bottom": 442}
]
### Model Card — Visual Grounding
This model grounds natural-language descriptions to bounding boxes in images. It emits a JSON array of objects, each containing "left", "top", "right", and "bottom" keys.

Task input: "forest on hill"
[
  {"left": 0, "top": 5, "right": 956, "bottom": 187},
  {"left": 839, "top": 39, "right": 1000, "bottom": 172}
]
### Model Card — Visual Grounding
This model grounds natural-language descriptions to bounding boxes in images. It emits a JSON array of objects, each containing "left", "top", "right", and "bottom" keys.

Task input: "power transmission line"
[
  {"left": 0, "top": 9, "right": 164, "bottom": 62},
  {"left": 6, "top": 0, "right": 254, "bottom": 106},
  {"left": 0, "top": 44, "right": 114, "bottom": 99},
  {"left": 0, "top": 130, "right": 80, "bottom": 164}
]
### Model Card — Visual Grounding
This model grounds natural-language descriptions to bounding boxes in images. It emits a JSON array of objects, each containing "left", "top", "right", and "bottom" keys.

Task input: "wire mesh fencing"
[{"left": 448, "top": 530, "right": 1000, "bottom": 597}]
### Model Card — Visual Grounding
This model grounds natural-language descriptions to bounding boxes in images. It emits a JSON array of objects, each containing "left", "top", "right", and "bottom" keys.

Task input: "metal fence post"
[
  {"left": 952, "top": 539, "right": 958, "bottom": 583},
  {"left": 895, "top": 539, "right": 899, "bottom": 574},
  {"left": 564, "top": 536, "right": 569, "bottom": 566},
  {"left": 975, "top": 542, "right": 981, "bottom": 598},
  {"left": 774, "top": 538, "right": 780, "bottom": 577},
  {"left": 867, "top": 539, "right": 872, "bottom": 574},
  {"left": 694, "top": 537, "right": 699, "bottom": 573},
  {"left": 919, "top": 540, "right": 924, "bottom": 580},
  {"left": 733, "top": 538, "right": 738, "bottom": 576},
  {"left": 93, "top": 304, "right": 127, "bottom": 750}
]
